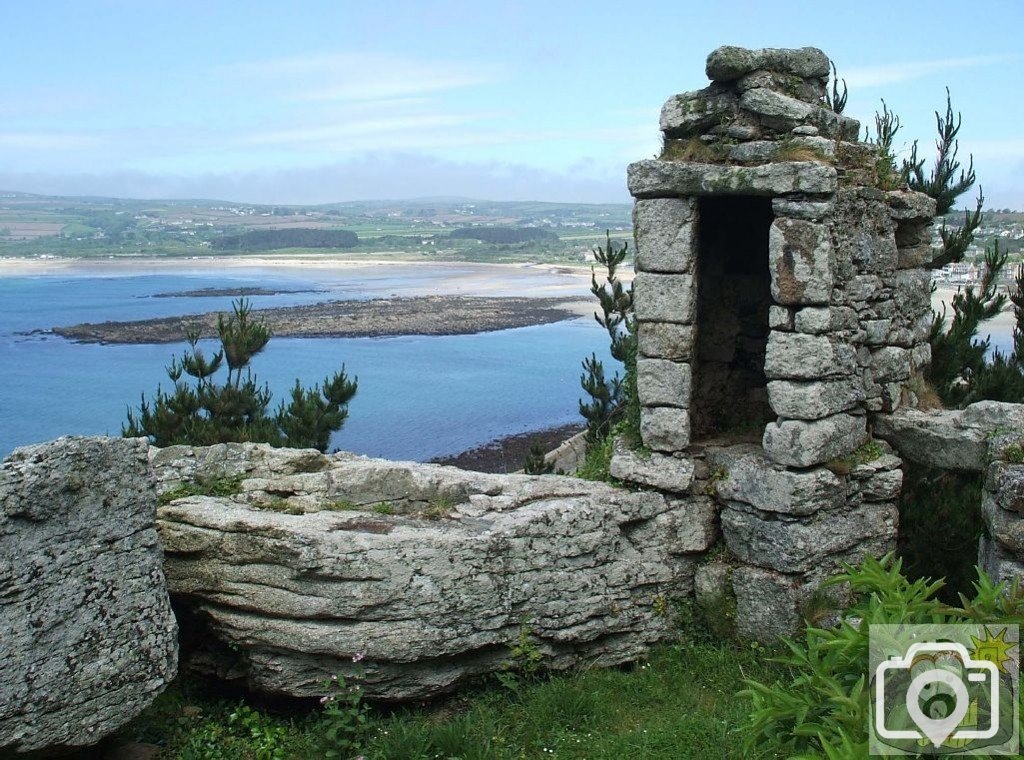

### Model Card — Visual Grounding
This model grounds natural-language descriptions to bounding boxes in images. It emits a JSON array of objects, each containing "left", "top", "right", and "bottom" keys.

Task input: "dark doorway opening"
[{"left": 691, "top": 196, "right": 774, "bottom": 441}]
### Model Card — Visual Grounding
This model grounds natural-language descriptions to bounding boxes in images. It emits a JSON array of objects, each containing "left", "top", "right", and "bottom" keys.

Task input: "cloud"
[
  {"left": 842, "top": 54, "right": 1019, "bottom": 88},
  {"left": 224, "top": 51, "right": 498, "bottom": 102},
  {"left": 0, "top": 153, "right": 630, "bottom": 205}
]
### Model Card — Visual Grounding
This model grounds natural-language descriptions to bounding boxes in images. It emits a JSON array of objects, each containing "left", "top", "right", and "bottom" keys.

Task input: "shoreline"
[
  {"left": 50, "top": 294, "right": 595, "bottom": 344},
  {"left": 0, "top": 253, "right": 599, "bottom": 279},
  {"left": 430, "top": 422, "right": 583, "bottom": 473}
]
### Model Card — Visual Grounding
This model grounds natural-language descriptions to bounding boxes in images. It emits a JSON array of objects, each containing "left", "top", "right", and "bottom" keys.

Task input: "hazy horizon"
[{"left": 3, "top": 2, "right": 1023, "bottom": 207}]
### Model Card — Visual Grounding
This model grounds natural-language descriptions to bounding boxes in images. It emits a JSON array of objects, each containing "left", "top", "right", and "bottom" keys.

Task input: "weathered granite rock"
[
  {"left": 0, "top": 437, "right": 177, "bottom": 756},
  {"left": 886, "top": 190, "right": 937, "bottom": 221},
  {"left": 641, "top": 406, "right": 691, "bottom": 451},
  {"left": 772, "top": 197, "right": 834, "bottom": 221},
  {"left": 705, "top": 45, "right": 830, "bottom": 82},
  {"left": 634, "top": 198, "right": 697, "bottom": 273},
  {"left": 731, "top": 566, "right": 801, "bottom": 642},
  {"left": 707, "top": 444, "right": 844, "bottom": 515},
  {"left": 793, "top": 306, "right": 858, "bottom": 335},
  {"left": 722, "top": 500, "right": 897, "bottom": 573},
  {"left": 764, "top": 332, "right": 856, "bottom": 380},
  {"left": 637, "top": 358, "right": 691, "bottom": 408},
  {"left": 627, "top": 160, "right": 838, "bottom": 198},
  {"left": 637, "top": 322, "right": 695, "bottom": 361},
  {"left": 769, "top": 217, "right": 834, "bottom": 305},
  {"left": 660, "top": 89, "right": 739, "bottom": 137},
  {"left": 609, "top": 439, "right": 695, "bottom": 493},
  {"left": 156, "top": 445, "right": 710, "bottom": 701},
  {"left": 632, "top": 272, "right": 696, "bottom": 324},
  {"left": 739, "top": 88, "right": 859, "bottom": 138},
  {"left": 762, "top": 413, "right": 868, "bottom": 468},
  {"left": 767, "top": 378, "right": 863, "bottom": 420},
  {"left": 872, "top": 408, "right": 991, "bottom": 471}
]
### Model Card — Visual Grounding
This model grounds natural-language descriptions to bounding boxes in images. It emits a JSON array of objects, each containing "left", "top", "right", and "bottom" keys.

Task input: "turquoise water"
[{"left": 0, "top": 264, "right": 613, "bottom": 460}]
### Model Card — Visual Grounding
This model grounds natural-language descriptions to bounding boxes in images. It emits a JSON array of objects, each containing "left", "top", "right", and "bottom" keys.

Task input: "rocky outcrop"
[
  {"left": 154, "top": 443, "right": 716, "bottom": 701},
  {"left": 874, "top": 400, "right": 1024, "bottom": 472},
  {"left": 0, "top": 437, "right": 177, "bottom": 756}
]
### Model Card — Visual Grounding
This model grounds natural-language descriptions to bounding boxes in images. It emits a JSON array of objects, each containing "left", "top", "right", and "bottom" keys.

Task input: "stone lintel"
[{"left": 628, "top": 160, "right": 837, "bottom": 199}]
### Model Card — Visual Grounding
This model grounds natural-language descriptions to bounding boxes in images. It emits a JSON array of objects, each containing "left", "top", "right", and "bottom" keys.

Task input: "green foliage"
[
  {"left": 928, "top": 242, "right": 1020, "bottom": 406},
  {"left": 574, "top": 432, "right": 614, "bottom": 482},
  {"left": 496, "top": 624, "right": 547, "bottom": 692},
  {"left": 865, "top": 100, "right": 907, "bottom": 190},
  {"left": 579, "top": 231, "right": 638, "bottom": 449},
  {"left": 897, "top": 464, "right": 984, "bottom": 602},
  {"left": 213, "top": 228, "right": 358, "bottom": 251},
  {"left": 740, "top": 554, "right": 1024, "bottom": 758},
  {"left": 124, "top": 299, "right": 357, "bottom": 452},
  {"left": 906, "top": 89, "right": 976, "bottom": 216},
  {"left": 158, "top": 475, "right": 244, "bottom": 505},
  {"left": 824, "top": 61, "right": 847, "bottom": 115},
  {"left": 1004, "top": 443, "right": 1024, "bottom": 464},
  {"left": 319, "top": 674, "right": 371, "bottom": 758},
  {"left": 126, "top": 637, "right": 784, "bottom": 759},
  {"left": 523, "top": 440, "right": 555, "bottom": 474}
]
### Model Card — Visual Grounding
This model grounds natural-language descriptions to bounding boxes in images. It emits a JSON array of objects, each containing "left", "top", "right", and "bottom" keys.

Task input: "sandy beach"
[{"left": 933, "top": 286, "right": 1016, "bottom": 333}]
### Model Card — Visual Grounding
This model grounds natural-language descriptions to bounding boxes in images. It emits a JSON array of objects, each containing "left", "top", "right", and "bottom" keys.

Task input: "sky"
[{"left": 2, "top": 0, "right": 1022, "bottom": 207}]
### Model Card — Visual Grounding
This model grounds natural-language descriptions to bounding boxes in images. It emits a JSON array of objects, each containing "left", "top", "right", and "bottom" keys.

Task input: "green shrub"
[
  {"left": 740, "top": 554, "right": 1024, "bottom": 757},
  {"left": 897, "top": 464, "right": 984, "bottom": 602},
  {"left": 125, "top": 298, "right": 357, "bottom": 452},
  {"left": 158, "top": 475, "right": 244, "bottom": 505}
]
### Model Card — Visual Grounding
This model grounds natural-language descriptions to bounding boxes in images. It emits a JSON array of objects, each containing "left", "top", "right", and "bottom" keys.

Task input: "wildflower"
[
  {"left": 352, "top": 652, "right": 366, "bottom": 663},
  {"left": 319, "top": 695, "right": 330, "bottom": 705}
]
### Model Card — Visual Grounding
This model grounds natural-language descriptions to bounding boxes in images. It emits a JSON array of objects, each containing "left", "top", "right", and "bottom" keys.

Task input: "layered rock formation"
[
  {"left": 0, "top": 437, "right": 177, "bottom": 756},
  {"left": 154, "top": 443, "right": 717, "bottom": 700}
]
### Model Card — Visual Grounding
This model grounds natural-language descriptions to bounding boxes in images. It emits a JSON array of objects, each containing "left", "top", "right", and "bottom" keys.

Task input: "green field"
[{"left": 0, "top": 192, "right": 631, "bottom": 266}]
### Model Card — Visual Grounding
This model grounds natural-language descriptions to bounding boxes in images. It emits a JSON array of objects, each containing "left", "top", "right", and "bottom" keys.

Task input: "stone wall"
[
  {"left": 629, "top": 45, "right": 937, "bottom": 465},
  {"left": 618, "top": 44, "right": 946, "bottom": 640}
]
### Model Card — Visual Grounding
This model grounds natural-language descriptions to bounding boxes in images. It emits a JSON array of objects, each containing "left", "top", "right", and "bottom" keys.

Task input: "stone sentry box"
[
  {"left": 612, "top": 45, "right": 939, "bottom": 640},
  {"left": 628, "top": 45, "right": 936, "bottom": 466}
]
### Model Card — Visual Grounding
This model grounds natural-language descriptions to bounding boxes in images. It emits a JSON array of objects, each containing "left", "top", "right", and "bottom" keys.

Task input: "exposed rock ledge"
[
  {"left": 153, "top": 443, "right": 716, "bottom": 701},
  {"left": 52, "top": 295, "right": 585, "bottom": 344}
]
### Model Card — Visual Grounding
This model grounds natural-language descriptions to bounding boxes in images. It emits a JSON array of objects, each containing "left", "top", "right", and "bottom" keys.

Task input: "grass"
[
  {"left": 121, "top": 639, "right": 784, "bottom": 759},
  {"left": 158, "top": 475, "right": 245, "bottom": 505}
]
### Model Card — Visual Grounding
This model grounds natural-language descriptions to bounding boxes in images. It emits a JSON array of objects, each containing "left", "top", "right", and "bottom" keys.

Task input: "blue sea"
[{"left": 0, "top": 261, "right": 613, "bottom": 461}]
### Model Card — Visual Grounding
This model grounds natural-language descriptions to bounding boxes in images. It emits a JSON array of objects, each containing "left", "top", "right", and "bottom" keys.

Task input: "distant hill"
[
  {"left": 212, "top": 228, "right": 358, "bottom": 251},
  {"left": 449, "top": 227, "right": 558, "bottom": 244}
]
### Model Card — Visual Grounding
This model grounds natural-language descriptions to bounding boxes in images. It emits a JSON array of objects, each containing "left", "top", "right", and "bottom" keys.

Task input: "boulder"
[
  {"left": 0, "top": 437, "right": 177, "bottom": 756},
  {"left": 156, "top": 445, "right": 709, "bottom": 701}
]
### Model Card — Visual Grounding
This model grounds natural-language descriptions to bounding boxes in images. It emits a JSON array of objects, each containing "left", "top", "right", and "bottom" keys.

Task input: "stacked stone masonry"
[{"left": 621, "top": 45, "right": 945, "bottom": 640}]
